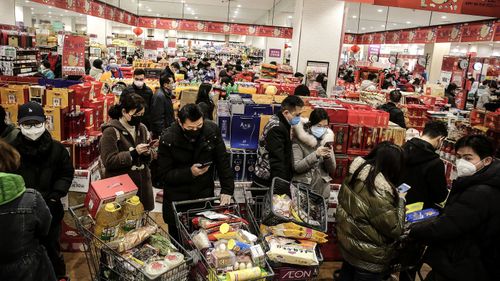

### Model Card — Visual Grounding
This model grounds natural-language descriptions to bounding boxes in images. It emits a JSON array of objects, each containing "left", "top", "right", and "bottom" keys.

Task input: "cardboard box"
[
  {"left": 84, "top": 174, "right": 138, "bottom": 218},
  {"left": 103, "top": 95, "right": 115, "bottom": 122},
  {"left": 46, "top": 88, "right": 75, "bottom": 110},
  {"left": 332, "top": 156, "right": 349, "bottom": 184},
  {"left": 244, "top": 151, "right": 257, "bottom": 181},
  {"left": 230, "top": 115, "right": 260, "bottom": 150},
  {"left": 82, "top": 108, "right": 96, "bottom": 129},
  {"left": 230, "top": 149, "right": 245, "bottom": 181},
  {"left": 69, "top": 161, "right": 101, "bottom": 193},
  {"left": 330, "top": 124, "right": 349, "bottom": 155},
  {"left": 2, "top": 103, "right": 18, "bottom": 124},
  {"left": 347, "top": 126, "right": 364, "bottom": 156},
  {"left": 1, "top": 87, "right": 26, "bottom": 104},
  {"left": 218, "top": 115, "right": 231, "bottom": 145},
  {"left": 44, "top": 106, "right": 67, "bottom": 141},
  {"left": 244, "top": 104, "right": 273, "bottom": 116},
  {"left": 29, "top": 85, "right": 46, "bottom": 105},
  {"left": 68, "top": 84, "right": 91, "bottom": 108},
  {"left": 252, "top": 94, "right": 274, "bottom": 104},
  {"left": 83, "top": 99, "right": 105, "bottom": 128}
]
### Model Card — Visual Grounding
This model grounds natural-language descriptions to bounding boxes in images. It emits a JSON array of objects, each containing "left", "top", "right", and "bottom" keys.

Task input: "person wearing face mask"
[
  {"left": 39, "top": 60, "right": 55, "bottom": 79},
  {"left": 100, "top": 93, "right": 154, "bottom": 210},
  {"left": 11, "top": 102, "right": 74, "bottom": 280},
  {"left": 409, "top": 135, "right": 500, "bottom": 281},
  {"left": 313, "top": 73, "right": 328, "bottom": 97},
  {"left": 105, "top": 57, "right": 123, "bottom": 79},
  {"left": 150, "top": 74, "right": 175, "bottom": 139},
  {"left": 398, "top": 121, "right": 449, "bottom": 281},
  {"left": 253, "top": 96, "right": 305, "bottom": 194},
  {"left": 292, "top": 108, "right": 336, "bottom": 198},
  {"left": 157, "top": 104, "right": 234, "bottom": 240},
  {"left": 120, "top": 69, "right": 154, "bottom": 131}
]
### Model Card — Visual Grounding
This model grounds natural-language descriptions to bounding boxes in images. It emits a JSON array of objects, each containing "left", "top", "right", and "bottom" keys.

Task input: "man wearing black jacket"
[
  {"left": 121, "top": 68, "right": 154, "bottom": 130},
  {"left": 158, "top": 104, "right": 234, "bottom": 239},
  {"left": 378, "top": 90, "right": 406, "bottom": 128},
  {"left": 253, "top": 96, "right": 304, "bottom": 193},
  {"left": 11, "top": 102, "right": 74, "bottom": 280},
  {"left": 150, "top": 74, "right": 175, "bottom": 139}
]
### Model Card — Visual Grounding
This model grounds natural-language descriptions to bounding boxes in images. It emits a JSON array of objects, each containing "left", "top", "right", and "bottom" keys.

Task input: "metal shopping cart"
[
  {"left": 69, "top": 204, "right": 192, "bottom": 281},
  {"left": 242, "top": 178, "right": 327, "bottom": 281},
  {"left": 172, "top": 197, "right": 275, "bottom": 281}
]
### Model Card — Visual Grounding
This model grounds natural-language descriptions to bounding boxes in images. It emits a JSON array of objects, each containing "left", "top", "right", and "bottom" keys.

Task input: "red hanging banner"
[
  {"left": 493, "top": 21, "right": 500, "bottom": 42},
  {"left": 413, "top": 28, "right": 436, "bottom": 43},
  {"left": 398, "top": 30, "right": 413, "bottom": 44},
  {"left": 343, "top": 33, "right": 357, "bottom": 44},
  {"left": 206, "top": 22, "right": 226, "bottom": 33},
  {"left": 256, "top": 26, "right": 275, "bottom": 37},
  {"left": 385, "top": 31, "right": 401, "bottom": 44},
  {"left": 436, "top": 24, "right": 462, "bottom": 43},
  {"left": 372, "top": 33, "right": 385, "bottom": 44},
  {"left": 231, "top": 24, "right": 250, "bottom": 36},
  {"left": 90, "top": 1, "right": 105, "bottom": 18},
  {"left": 461, "top": 21, "right": 494, "bottom": 42},
  {"left": 75, "top": 0, "right": 92, "bottom": 14},
  {"left": 62, "top": 35, "right": 86, "bottom": 76}
]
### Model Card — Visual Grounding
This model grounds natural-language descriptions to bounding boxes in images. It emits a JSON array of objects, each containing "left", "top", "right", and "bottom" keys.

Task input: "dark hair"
[
  {"left": 42, "top": 60, "right": 51, "bottom": 69},
  {"left": 0, "top": 139, "right": 20, "bottom": 172},
  {"left": 389, "top": 90, "right": 402, "bottom": 103},
  {"left": 412, "top": 78, "right": 421, "bottom": 86},
  {"left": 294, "top": 84, "right": 310, "bottom": 96},
  {"left": 309, "top": 108, "right": 329, "bottom": 126},
  {"left": 93, "top": 59, "right": 103, "bottom": 70},
  {"left": 109, "top": 93, "right": 145, "bottom": 119},
  {"left": 109, "top": 57, "right": 116, "bottom": 62},
  {"left": 422, "top": 120, "right": 448, "bottom": 138},
  {"left": 316, "top": 73, "right": 327, "bottom": 83},
  {"left": 221, "top": 76, "right": 234, "bottom": 86},
  {"left": 350, "top": 142, "right": 405, "bottom": 201},
  {"left": 133, "top": 68, "right": 145, "bottom": 76},
  {"left": 281, "top": 95, "right": 304, "bottom": 112},
  {"left": 455, "top": 135, "right": 495, "bottom": 159},
  {"left": 367, "top": 73, "right": 378, "bottom": 81},
  {"left": 294, "top": 72, "right": 304, "bottom": 78},
  {"left": 171, "top": 62, "right": 180, "bottom": 70},
  {"left": 0, "top": 105, "right": 6, "bottom": 127},
  {"left": 178, "top": 103, "right": 203, "bottom": 123},
  {"left": 159, "top": 74, "right": 173, "bottom": 87},
  {"left": 196, "top": 83, "right": 213, "bottom": 105},
  {"left": 235, "top": 64, "right": 243, "bottom": 72},
  {"left": 489, "top": 80, "right": 498, "bottom": 90},
  {"left": 446, "top": 83, "right": 458, "bottom": 95},
  {"left": 270, "top": 61, "right": 277, "bottom": 66},
  {"left": 482, "top": 80, "right": 490, "bottom": 86}
]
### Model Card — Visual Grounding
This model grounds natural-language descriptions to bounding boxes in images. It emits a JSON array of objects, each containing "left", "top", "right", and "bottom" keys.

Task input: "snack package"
[
  {"left": 269, "top": 222, "right": 328, "bottom": 243},
  {"left": 148, "top": 234, "right": 178, "bottom": 256},
  {"left": 265, "top": 236, "right": 319, "bottom": 266},
  {"left": 406, "top": 208, "right": 439, "bottom": 223},
  {"left": 164, "top": 252, "right": 184, "bottom": 268},
  {"left": 192, "top": 229, "right": 211, "bottom": 249},
  {"left": 272, "top": 194, "right": 291, "bottom": 218},
  {"left": 107, "top": 225, "right": 158, "bottom": 252},
  {"left": 196, "top": 211, "right": 230, "bottom": 220},
  {"left": 144, "top": 259, "right": 170, "bottom": 280}
]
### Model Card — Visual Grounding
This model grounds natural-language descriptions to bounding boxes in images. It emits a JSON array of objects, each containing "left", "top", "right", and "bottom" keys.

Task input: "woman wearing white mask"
[
  {"left": 292, "top": 108, "right": 336, "bottom": 198},
  {"left": 11, "top": 102, "right": 74, "bottom": 280},
  {"left": 409, "top": 135, "right": 500, "bottom": 281}
]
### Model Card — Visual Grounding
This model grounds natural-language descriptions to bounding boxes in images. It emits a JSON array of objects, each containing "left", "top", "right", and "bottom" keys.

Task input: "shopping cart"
[
  {"left": 172, "top": 197, "right": 275, "bottom": 281},
  {"left": 242, "top": 184, "right": 325, "bottom": 281},
  {"left": 388, "top": 229, "right": 427, "bottom": 280},
  {"left": 69, "top": 204, "right": 192, "bottom": 281}
]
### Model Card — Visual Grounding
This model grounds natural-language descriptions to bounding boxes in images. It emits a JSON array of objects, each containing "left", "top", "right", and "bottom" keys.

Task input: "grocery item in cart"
[
  {"left": 108, "top": 225, "right": 158, "bottom": 252},
  {"left": 226, "top": 266, "right": 263, "bottom": 281},
  {"left": 266, "top": 222, "right": 328, "bottom": 244},
  {"left": 122, "top": 195, "right": 144, "bottom": 231},
  {"left": 272, "top": 194, "right": 292, "bottom": 217},
  {"left": 149, "top": 234, "right": 179, "bottom": 255},
  {"left": 406, "top": 208, "right": 439, "bottom": 223},
  {"left": 265, "top": 236, "right": 319, "bottom": 266},
  {"left": 94, "top": 202, "right": 122, "bottom": 241}
]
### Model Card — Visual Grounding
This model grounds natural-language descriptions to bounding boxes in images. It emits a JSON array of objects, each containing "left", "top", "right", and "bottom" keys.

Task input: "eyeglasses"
[
  {"left": 134, "top": 78, "right": 145, "bottom": 81},
  {"left": 21, "top": 123, "right": 44, "bottom": 129}
]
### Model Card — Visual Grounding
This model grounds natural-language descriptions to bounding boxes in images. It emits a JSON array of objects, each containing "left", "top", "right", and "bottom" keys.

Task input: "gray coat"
[{"left": 292, "top": 119, "right": 336, "bottom": 198}]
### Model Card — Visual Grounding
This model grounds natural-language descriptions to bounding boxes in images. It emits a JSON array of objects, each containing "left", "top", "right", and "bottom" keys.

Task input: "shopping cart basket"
[
  {"left": 69, "top": 204, "right": 192, "bottom": 281},
  {"left": 172, "top": 197, "right": 275, "bottom": 281},
  {"left": 243, "top": 186, "right": 324, "bottom": 281}
]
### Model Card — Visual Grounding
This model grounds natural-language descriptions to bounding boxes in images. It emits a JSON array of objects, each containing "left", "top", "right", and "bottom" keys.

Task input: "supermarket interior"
[{"left": 0, "top": 0, "right": 499, "bottom": 281}]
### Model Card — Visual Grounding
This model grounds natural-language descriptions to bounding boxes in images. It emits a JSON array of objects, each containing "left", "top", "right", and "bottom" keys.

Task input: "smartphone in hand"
[
  {"left": 324, "top": 141, "right": 334, "bottom": 148},
  {"left": 198, "top": 161, "right": 213, "bottom": 168},
  {"left": 397, "top": 183, "right": 412, "bottom": 193}
]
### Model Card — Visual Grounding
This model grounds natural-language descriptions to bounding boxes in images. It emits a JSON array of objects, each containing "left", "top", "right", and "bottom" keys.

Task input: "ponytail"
[{"left": 108, "top": 104, "right": 122, "bottom": 120}]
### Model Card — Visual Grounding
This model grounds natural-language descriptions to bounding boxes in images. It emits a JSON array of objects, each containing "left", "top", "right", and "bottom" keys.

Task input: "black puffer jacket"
[
  {"left": 121, "top": 83, "right": 154, "bottom": 130},
  {"left": 410, "top": 160, "right": 500, "bottom": 281},
  {"left": 150, "top": 87, "right": 175, "bottom": 138},
  {"left": 378, "top": 102, "right": 406, "bottom": 128},
  {"left": 400, "top": 138, "right": 449, "bottom": 209}
]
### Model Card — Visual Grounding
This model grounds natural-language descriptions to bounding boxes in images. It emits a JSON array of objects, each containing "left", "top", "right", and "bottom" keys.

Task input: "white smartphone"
[{"left": 397, "top": 183, "right": 411, "bottom": 193}]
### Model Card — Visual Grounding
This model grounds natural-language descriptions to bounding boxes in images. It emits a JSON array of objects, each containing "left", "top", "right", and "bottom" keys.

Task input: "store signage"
[
  {"left": 461, "top": 21, "right": 494, "bottom": 42},
  {"left": 29, "top": 0, "right": 292, "bottom": 39},
  {"left": 62, "top": 35, "right": 86, "bottom": 76},
  {"left": 144, "top": 40, "right": 163, "bottom": 50},
  {"left": 494, "top": 21, "right": 500, "bottom": 42},
  {"left": 268, "top": 48, "right": 282, "bottom": 58},
  {"left": 436, "top": 24, "right": 462, "bottom": 43}
]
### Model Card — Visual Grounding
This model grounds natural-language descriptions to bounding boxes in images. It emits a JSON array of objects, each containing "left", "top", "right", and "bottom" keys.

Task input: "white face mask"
[
  {"left": 21, "top": 125, "right": 46, "bottom": 141},
  {"left": 456, "top": 159, "right": 481, "bottom": 178},
  {"left": 134, "top": 80, "right": 144, "bottom": 88}
]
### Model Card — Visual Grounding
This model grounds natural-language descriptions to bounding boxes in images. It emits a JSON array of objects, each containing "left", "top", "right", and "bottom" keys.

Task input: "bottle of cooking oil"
[
  {"left": 121, "top": 195, "right": 144, "bottom": 232},
  {"left": 94, "top": 202, "right": 122, "bottom": 241}
]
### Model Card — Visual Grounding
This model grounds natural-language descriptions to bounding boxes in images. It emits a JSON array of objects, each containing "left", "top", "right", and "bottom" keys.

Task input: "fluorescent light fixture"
[
  {"left": 441, "top": 16, "right": 447, "bottom": 19},
  {"left": 352, "top": 15, "right": 357, "bottom": 18},
  {"left": 48, "top": 6, "right": 52, "bottom": 9},
  {"left": 370, "top": 26, "right": 373, "bottom": 29},
  {"left": 288, "top": 15, "right": 292, "bottom": 19},
  {"left": 30, "top": 7, "right": 34, "bottom": 10},
  {"left": 48, "top": 11, "right": 52, "bottom": 14},
  {"left": 381, "top": 24, "right": 385, "bottom": 27},
  {"left": 138, "top": 3, "right": 142, "bottom": 7},
  {"left": 393, "top": 23, "right": 397, "bottom": 25},
  {"left": 147, "top": 9, "right": 152, "bottom": 12},
  {"left": 231, "top": 19, "right": 234, "bottom": 22},
  {"left": 195, "top": 16, "right": 198, "bottom": 19},
  {"left": 237, "top": 4, "right": 241, "bottom": 8},
  {"left": 406, "top": 21, "right": 411, "bottom": 24},
  {"left": 377, "top": 9, "right": 383, "bottom": 12},
  {"left": 347, "top": 29, "right": 351, "bottom": 32},
  {"left": 361, "top": 27, "right": 366, "bottom": 30}
]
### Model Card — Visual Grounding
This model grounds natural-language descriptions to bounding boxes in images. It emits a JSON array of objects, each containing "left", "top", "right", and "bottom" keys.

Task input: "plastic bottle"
[
  {"left": 94, "top": 202, "right": 122, "bottom": 241},
  {"left": 121, "top": 195, "right": 144, "bottom": 232}
]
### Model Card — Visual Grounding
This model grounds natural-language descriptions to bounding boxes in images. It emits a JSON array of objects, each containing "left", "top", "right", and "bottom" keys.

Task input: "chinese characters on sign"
[
  {"left": 268, "top": 48, "right": 282, "bottom": 58},
  {"left": 62, "top": 35, "right": 86, "bottom": 76}
]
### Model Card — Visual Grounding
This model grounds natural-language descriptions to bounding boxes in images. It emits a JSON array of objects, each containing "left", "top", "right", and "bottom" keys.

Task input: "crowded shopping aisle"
[{"left": 0, "top": 0, "right": 499, "bottom": 281}]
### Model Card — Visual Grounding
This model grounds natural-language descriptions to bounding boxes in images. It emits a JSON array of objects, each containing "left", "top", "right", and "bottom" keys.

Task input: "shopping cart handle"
[{"left": 172, "top": 196, "right": 220, "bottom": 209}]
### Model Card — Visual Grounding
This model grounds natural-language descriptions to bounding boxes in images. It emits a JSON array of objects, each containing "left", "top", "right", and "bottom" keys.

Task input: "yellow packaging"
[
  {"left": 226, "top": 267, "right": 262, "bottom": 281},
  {"left": 238, "top": 87, "right": 257, "bottom": 95},
  {"left": 1, "top": 88, "right": 25, "bottom": 104},
  {"left": 252, "top": 94, "right": 274, "bottom": 105},
  {"left": 121, "top": 196, "right": 144, "bottom": 231},
  {"left": 46, "top": 88, "right": 73, "bottom": 109},
  {"left": 2, "top": 103, "right": 18, "bottom": 124},
  {"left": 94, "top": 202, "right": 122, "bottom": 241},
  {"left": 44, "top": 106, "right": 64, "bottom": 141},
  {"left": 269, "top": 222, "right": 328, "bottom": 244},
  {"left": 406, "top": 202, "right": 424, "bottom": 213},
  {"left": 273, "top": 95, "right": 287, "bottom": 104}
]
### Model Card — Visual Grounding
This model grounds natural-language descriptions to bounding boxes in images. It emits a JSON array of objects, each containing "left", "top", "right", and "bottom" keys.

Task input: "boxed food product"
[
  {"left": 244, "top": 104, "right": 273, "bottom": 116},
  {"left": 68, "top": 84, "right": 91, "bottom": 107},
  {"left": 347, "top": 126, "right": 364, "bottom": 155},
  {"left": 84, "top": 174, "right": 138, "bottom": 217},
  {"left": 1, "top": 87, "right": 26, "bottom": 104},
  {"left": 230, "top": 115, "right": 260, "bottom": 150},
  {"left": 28, "top": 85, "right": 46, "bottom": 105},
  {"left": 44, "top": 106, "right": 68, "bottom": 141},
  {"left": 230, "top": 149, "right": 245, "bottom": 181},
  {"left": 2, "top": 103, "right": 18, "bottom": 124},
  {"left": 46, "top": 88, "right": 76, "bottom": 110},
  {"left": 406, "top": 208, "right": 439, "bottom": 223},
  {"left": 330, "top": 124, "right": 349, "bottom": 154},
  {"left": 218, "top": 114, "right": 231, "bottom": 145},
  {"left": 83, "top": 99, "right": 105, "bottom": 128},
  {"left": 244, "top": 151, "right": 257, "bottom": 181},
  {"left": 265, "top": 236, "right": 319, "bottom": 266},
  {"left": 332, "top": 156, "right": 349, "bottom": 184}
]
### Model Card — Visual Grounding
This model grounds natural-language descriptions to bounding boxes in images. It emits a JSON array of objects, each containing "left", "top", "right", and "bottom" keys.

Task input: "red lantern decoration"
[
  {"left": 350, "top": 45, "right": 360, "bottom": 53},
  {"left": 133, "top": 27, "right": 143, "bottom": 36}
]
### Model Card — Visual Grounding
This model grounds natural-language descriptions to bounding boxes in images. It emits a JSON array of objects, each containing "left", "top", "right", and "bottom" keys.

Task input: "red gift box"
[
  {"left": 347, "top": 126, "right": 364, "bottom": 155},
  {"left": 60, "top": 214, "right": 85, "bottom": 252},
  {"left": 82, "top": 108, "right": 96, "bottom": 129},
  {"left": 332, "top": 156, "right": 349, "bottom": 184},
  {"left": 363, "top": 127, "right": 381, "bottom": 153},
  {"left": 64, "top": 111, "right": 85, "bottom": 140},
  {"left": 83, "top": 99, "right": 105, "bottom": 129},
  {"left": 69, "top": 84, "right": 91, "bottom": 108},
  {"left": 484, "top": 111, "right": 500, "bottom": 132},
  {"left": 324, "top": 107, "right": 348, "bottom": 124},
  {"left": 101, "top": 95, "right": 116, "bottom": 122},
  {"left": 331, "top": 124, "right": 349, "bottom": 155},
  {"left": 470, "top": 109, "right": 487, "bottom": 126},
  {"left": 84, "top": 174, "right": 138, "bottom": 218}
]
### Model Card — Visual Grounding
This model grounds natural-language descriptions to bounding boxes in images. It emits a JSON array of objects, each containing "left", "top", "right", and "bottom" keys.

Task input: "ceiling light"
[
  {"left": 48, "top": 6, "right": 52, "bottom": 9},
  {"left": 138, "top": 3, "right": 142, "bottom": 7},
  {"left": 64, "top": 10, "right": 68, "bottom": 13},
  {"left": 441, "top": 15, "right": 447, "bottom": 19},
  {"left": 377, "top": 9, "right": 383, "bottom": 12},
  {"left": 60, "top": 14, "right": 63, "bottom": 17},
  {"left": 231, "top": 19, "right": 234, "bottom": 22},
  {"left": 352, "top": 15, "right": 357, "bottom": 19},
  {"left": 25, "top": 0, "right": 30, "bottom": 3},
  {"left": 393, "top": 23, "right": 397, "bottom": 25},
  {"left": 48, "top": 11, "right": 51, "bottom": 14},
  {"left": 381, "top": 24, "right": 385, "bottom": 27},
  {"left": 361, "top": 27, "right": 366, "bottom": 30},
  {"left": 156, "top": 13, "right": 160, "bottom": 16},
  {"left": 406, "top": 21, "right": 411, "bottom": 24},
  {"left": 234, "top": 10, "right": 239, "bottom": 14},
  {"left": 195, "top": 16, "right": 198, "bottom": 19},
  {"left": 347, "top": 29, "right": 351, "bottom": 32},
  {"left": 49, "top": 15, "right": 52, "bottom": 18},
  {"left": 30, "top": 7, "right": 34, "bottom": 10},
  {"left": 370, "top": 26, "right": 373, "bottom": 29},
  {"left": 191, "top": 12, "right": 195, "bottom": 15},
  {"left": 187, "top": 7, "right": 191, "bottom": 10},
  {"left": 237, "top": 4, "right": 241, "bottom": 8},
  {"left": 147, "top": 9, "right": 152, "bottom": 12},
  {"left": 288, "top": 15, "right": 292, "bottom": 19},
  {"left": 181, "top": 0, "right": 185, "bottom": 3}
]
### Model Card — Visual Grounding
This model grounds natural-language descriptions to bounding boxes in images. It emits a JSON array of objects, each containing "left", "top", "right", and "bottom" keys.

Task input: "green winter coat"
[{"left": 336, "top": 157, "right": 405, "bottom": 273}]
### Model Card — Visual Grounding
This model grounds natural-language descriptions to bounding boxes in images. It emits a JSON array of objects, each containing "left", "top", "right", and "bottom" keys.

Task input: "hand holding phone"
[
  {"left": 198, "top": 161, "right": 213, "bottom": 168},
  {"left": 397, "top": 183, "right": 411, "bottom": 193},
  {"left": 324, "top": 141, "right": 334, "bottom": 148}
]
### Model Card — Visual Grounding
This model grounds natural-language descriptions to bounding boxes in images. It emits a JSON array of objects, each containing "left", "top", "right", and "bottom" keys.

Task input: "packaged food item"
[
  {"left": 406, "top": 208, "right": 439, "bottom": 223},
  {"left": 236, "top": 229, "right": 258, "bottom": 244},
  {"left": 192, "top": 229, "right": 211, "bottom": 249},
  {"left": 148, "top": 234, "right": 178, "bottom": 255},
  {"left": 107, "top": 225, "right": 158, "bottom": 252},
  {"left": 208, "top": 231, "right": 238, "bottom": 241},
  {"left": 144, "top": 259, "right": 170, "bottom": 279},
  {"left": 249, "top": 244, "right": 265, "bottom": 267},
  {"left": 272, "top": 194, "right": 291, "bottom": 217},
  {"left": 265, "top": 236, "right": 319, "bottom": 266},
  {"left": 94, "top": 202, "right": 122, "bottom": 241},
  {"left": 212, "top": 243, "right": 236, "bottom": 269},
  {"left": 164, "top": 252, "right": 184, "bottom": 268},
  {"left": 269, "top": 222, "right": 328, "bottom": 243},
  {"left": 226, "top": 267, "right": 262, "bottom": 281},
  {"left": 132, "top": 244, "right": 159, "bottom": 262},
  {"left": 121, "top": 195, "right": 144, "bottom": 231},
  {"left": 196, "top": 211, "right": 230, "bottom": 220}
]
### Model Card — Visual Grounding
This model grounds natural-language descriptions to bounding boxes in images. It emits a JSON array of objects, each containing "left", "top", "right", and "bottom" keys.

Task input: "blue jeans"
[{"left": 337, "top": 261, "right": 383, "bottom": 281}]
